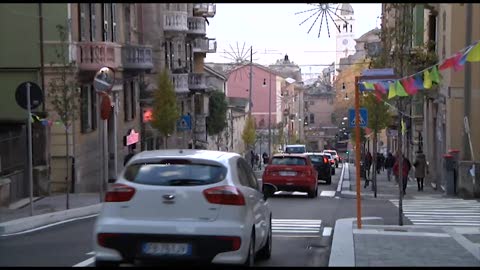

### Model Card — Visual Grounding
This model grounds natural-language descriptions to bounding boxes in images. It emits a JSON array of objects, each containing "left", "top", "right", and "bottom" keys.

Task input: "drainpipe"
[
  {"left": 38, "top": 3, "right": 45, "bottom": 112},
  {"left": 464, "top": 3, "right": 472, "bottom": 160}
]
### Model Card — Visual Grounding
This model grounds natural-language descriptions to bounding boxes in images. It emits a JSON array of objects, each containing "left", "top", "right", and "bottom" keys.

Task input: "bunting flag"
[
  {"left": 375, "top": 90, "right": 383, "bottom": 102},
  {"left": 459, "top": 45, "right": 473, "bottom": 66},
  {"left": 388, "top": 83, "right": 397, "bottom": 99},
  {"left": 395, "top": 80, "right": 409, "bottom": 97},
  {"left": 466, "top": 41, "right": 480, "bottom": 62},
  {"left": 413, "top": 74, "right": 424, "bottom": 90},
  {"left": 452, "top": 53, "right": 464, "bottom": 72},
  {"left": 423, "top": 69, "right": 432, "bottom": 89},
  {"left": 30, "top": 113, "right": 63, "bottom": 127},
  {"left": 363, "top": 82, "right": 375, "bottom": 90},
  {"left": 401, "top": 119, "right": 406, "bottom": 135},
  {"left": 439, "top": 54, "right": 458, "bottom": 70},
  {"left": 430, "top": 65, "right": 442, "bottom": 84},
  {"left": 374, "top": 82, "right": 388, "bottom": 94},
  {"left": 401, "top": 77, "right": 417, "bottom": 95}
]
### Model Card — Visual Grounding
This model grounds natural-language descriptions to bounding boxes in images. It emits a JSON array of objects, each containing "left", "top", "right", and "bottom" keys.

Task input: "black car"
[{"left": 306, "top": 153, "right": 332, "bottom": 185}]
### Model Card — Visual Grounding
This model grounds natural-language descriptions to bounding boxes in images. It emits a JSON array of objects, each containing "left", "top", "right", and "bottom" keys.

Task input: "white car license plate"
[
  {"left": 142, "top": 243, "right": 191, "bottom": 256},
  {"left": 279, "top": 171, "right": 296, "bottom": 176}
]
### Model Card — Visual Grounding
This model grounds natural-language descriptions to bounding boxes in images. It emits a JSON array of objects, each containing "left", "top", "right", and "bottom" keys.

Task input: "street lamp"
[{"left": 262, "top": 73, "right": 273, "bottom": 158}]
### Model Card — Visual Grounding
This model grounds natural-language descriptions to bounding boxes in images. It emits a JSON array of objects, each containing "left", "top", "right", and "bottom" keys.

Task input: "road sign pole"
[
  {"left": 26, "top": 83, "right": 34, "bottom": 216},
  {"left": 354, "top": 76, "right": 362, "bottom": 229}
]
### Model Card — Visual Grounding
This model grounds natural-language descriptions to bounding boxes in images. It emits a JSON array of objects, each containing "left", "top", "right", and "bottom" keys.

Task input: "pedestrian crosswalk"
[
  {"left": 390, "top": 198, "right": 480, "bottom": 227},
  {"left": 272, "top": 219, "right": 322, "bottom": 236},
  {"left": 273, "top": 191, "right": 336, "bottom": 197}
]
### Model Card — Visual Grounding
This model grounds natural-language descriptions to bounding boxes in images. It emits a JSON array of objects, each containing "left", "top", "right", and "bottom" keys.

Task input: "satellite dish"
[{"left": 93, "top": 67, "right": 115, "bottom": 93}]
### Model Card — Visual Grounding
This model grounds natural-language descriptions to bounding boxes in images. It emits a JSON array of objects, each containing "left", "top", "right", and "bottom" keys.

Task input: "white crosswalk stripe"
[
  {"left": 390, "top": 198, "right": 480, "bottom": 227},
  {"left": 272, "top": 219, "right": 322, "bottom": 236}
]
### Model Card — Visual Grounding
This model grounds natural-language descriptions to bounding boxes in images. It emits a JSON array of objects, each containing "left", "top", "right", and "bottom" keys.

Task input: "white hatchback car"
[{"left": 94, "top": 150, "right": 276, "bottom": 266}]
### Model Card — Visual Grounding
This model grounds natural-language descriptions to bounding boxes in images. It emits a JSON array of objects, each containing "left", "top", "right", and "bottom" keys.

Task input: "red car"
[{"left": 262, "top": 154, "right": 318, "bottom": 198}]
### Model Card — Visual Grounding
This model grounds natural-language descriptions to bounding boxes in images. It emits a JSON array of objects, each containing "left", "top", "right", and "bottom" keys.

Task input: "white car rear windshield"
[
  {"left": 271, "top": 157, "right": 306, "bottom": 166},
  {"left": 123, "top": 160, "right": 227, "bottom": 186},
  {"left": 285, "top": 147, "right": 306, "bottom": 153}
]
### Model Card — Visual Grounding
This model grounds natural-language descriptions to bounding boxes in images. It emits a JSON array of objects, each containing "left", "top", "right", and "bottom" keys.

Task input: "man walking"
[{"left": 384, "top": 152, "right": 395, "bottom": 182}]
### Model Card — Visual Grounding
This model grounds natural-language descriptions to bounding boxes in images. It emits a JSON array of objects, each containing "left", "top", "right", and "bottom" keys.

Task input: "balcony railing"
[
  {"left": 163, "top": 11, "right": 188, "bottom": 32},
  {"left": 187, "top": 17, "right": 206, "bottom": 36},
  {"left": 171, "top": 73, "right": 190, "bottom": 94},
  {"left": 193, "top": 3, "right": 216, "bottom": 17},
  {"left": 77, "top": 42, "right": 121, "bottom": 71},
  {"left": 122, "top": 45, "right": 153, "bottom": 70},
  {"left": 192, "top": 38, "right": 217, "bottom": 54},
  {"left": 189, "top": 73, "right": 207, "bottom": 90}
]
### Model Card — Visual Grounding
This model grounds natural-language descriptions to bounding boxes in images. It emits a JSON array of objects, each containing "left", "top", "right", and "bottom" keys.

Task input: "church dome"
[{"left": 336, "top": 4, "right": 354, "bottom": 15}]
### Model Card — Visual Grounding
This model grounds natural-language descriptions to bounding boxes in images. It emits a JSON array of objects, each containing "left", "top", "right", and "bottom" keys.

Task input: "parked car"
[
  {"left": 324, "top": 150, "right": 339, "bottom": 168},
  {"left": 94, "top": 150, "right": 277, "bottom": 267},
  {"left": 305, "top": 153, "right": 332, "bottom": 185},
  {"left": 322, "top": 152, "right": 336, "bottom": 176},
  {"left": 262, "top": 154, "right": 318, "bottom": 198}
]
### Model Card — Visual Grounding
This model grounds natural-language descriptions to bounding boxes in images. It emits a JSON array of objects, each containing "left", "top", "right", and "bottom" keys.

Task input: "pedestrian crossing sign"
[{"left": 348, "top": 108, "right": 368, "bottom": 128}]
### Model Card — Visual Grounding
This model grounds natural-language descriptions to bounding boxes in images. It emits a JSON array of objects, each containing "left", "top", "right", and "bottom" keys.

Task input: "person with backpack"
[{"left": 393, "top": 154, "right": 411, "bottom": 195}]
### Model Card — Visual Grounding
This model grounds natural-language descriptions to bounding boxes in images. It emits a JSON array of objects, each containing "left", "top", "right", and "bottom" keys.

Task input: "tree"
[
  {"left": 361, "top": 91, "right": 392, "bottom": 196},
  {"left": 207, "top": 91, "right": 228, "bottom": 150},
  {"left": 242, "top": 115, "right": 256, "bottom": 151},
  {"left": 47, "top": 24, "right": 80, "bottom": 209},
  {"left": 276, "top": 123, "right": 285, "bottom": 151},
  {"left": 151, "top": 69, "right": 179, "bottom": 149}
]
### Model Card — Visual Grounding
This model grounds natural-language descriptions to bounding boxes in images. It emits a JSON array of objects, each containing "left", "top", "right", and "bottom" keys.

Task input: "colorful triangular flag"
[
  {"left": 459, "top": 45, "right": 473, "bottom": 66},
  {"left": 374, "top": 82, "right": 387, "bottom": 94},
  {"left": 388, "top": 83, "right": 397, "bottom": 99},
  {"left": 401, "top": 77, "right": 417, "bottom": 95},
  {"left": 439, "top": 54, "right": 457, "bottom": 70},
  {"left": 466, "top": 41, "right": 480, "bottom": 62},
  {"left": 424, "top": 69, "right": 432, "bottom": 89},
  {"left": 430, "top": 65, "right": 442, "bottom": 84},
  {"left": 363, "top": 82, "right": 375, "bottom": 90},
  {"left": 401, "top": 119, "right": 406, "bottom": 135},
  {"left": 395, "top": 80, "right": 409, "bottom": 96},
  {"left": 413, "top": 74, "right": 424, "bottom": 90}
]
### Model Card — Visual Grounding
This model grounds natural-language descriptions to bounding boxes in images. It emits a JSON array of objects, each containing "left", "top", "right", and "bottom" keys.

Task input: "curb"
[
  {"left": 328, "top": 217, "right": 384, "bottom": 267},
  {"left": 338, "top": 163, "right": 350, "bottom": 195},
  {"left": 0, "top": 203, "right": 102, "bottom": 235}
]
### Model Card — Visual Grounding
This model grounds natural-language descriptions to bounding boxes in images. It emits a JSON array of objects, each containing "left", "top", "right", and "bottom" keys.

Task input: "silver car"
[{"left": 93, "top": 150, "right": 276, "bottom": 266}]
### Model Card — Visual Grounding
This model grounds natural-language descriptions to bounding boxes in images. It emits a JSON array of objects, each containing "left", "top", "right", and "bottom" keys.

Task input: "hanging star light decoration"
[
  {"left": 295, "top": 3, "right": 351, "bottom": 38},
  {"left": 221, "top": 41, "right": 260, "bottom": 81}
]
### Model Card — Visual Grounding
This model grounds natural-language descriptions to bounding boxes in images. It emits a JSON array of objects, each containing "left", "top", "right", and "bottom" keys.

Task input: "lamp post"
[{"left": 263, "top": 74, "right": 273, "bottom": 158}]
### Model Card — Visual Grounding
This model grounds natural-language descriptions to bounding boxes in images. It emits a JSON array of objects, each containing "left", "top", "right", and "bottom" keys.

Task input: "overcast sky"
[{"left": 205, "top": 3, "right": 382, "bottom": 78}]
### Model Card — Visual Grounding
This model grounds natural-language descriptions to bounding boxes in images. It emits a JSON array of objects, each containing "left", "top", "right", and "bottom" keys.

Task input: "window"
[
  {"left": 236, "top": 160, "right": 249, "bottom": 187},
  {"left": 237, "top": 159, "right": 258, "bottom": 190},
  {"left": 80, "top": 85, "right": 97, "bottom": 133},
  {"left": 124, "top": 5, "right": 131, "bottom": 43},
  {"left": 102, "top": 3, "right": 110, "bottom": 41},
  {"left": 111, "top": 3, "right": 117, "bottom": 42},
  {"left": 78, "top": 4, "right": 87, "bottom": 41},
  {"left": 124, "top": 81, "right": 137, "bottom": 121},
  {"left": 310, "top": 113, "right": 315, "bottom": 124},
  {"left": 89, "top": 4, "right": 96, "bottom": 41}
]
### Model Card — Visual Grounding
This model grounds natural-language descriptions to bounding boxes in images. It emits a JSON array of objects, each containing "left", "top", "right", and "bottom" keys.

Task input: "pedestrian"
[
  {"left": 393, "top": 154, "right": 411, "bottom": 195},
  {"left": 262, "top": 152, "right": 269, "bottom": 166},
  {"left": 124, "top": 149, "right": 136, "bottom": 166},
  {"left": 413, "top": 151, "right": 428, "bottom": 191},
  {"left": 384, "top": 152, "right": 395, "bottom": 182},
  {"left": 363, "top": 151, "right": 373, "bottom": 188},
  {"left": 250, "top": 150, "right": 255, "bottom": 169}
]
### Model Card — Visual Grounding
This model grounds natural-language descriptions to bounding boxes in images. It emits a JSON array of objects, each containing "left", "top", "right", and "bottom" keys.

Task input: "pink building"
[{"left": 226, "top": 64, "right": 281, "bottom": 129}]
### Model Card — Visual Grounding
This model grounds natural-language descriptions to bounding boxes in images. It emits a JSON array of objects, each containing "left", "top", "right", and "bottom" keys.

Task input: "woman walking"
[{"left": 413, "top": 151, "right": 428, "bottom": 191}]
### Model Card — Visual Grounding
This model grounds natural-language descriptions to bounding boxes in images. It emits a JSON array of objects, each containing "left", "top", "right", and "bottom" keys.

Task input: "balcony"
[
  {"left": 193, "top": 3, "right": 216, "bottom": 17},
  {"left": 122, "top": 45, "right": 153, "bottom": 70},
  {"left": 192, "top": 38, "right": 217, "bottom": 54},
  {"left": 171, "top": 73, "right": 190, "bottom": 94},
  {"left": 187, "top": 17, "right": 206, "bottom": 36},
  {"left": 189, "top": 73, "right": 207, "bottom": 91},
  {"left": 163, "top": 11, "right": 188, "bottom": 32},
  {"left": 77, "top": 42, "right": 121, "bottom": 71}
]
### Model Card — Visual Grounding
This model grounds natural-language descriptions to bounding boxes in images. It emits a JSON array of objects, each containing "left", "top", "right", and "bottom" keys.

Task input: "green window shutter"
[{"left": 414, "top": 4, "right": 425, "bottom": 47}]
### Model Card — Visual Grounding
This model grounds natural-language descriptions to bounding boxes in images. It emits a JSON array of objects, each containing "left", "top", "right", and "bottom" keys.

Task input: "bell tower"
[{"left": 334, "top": 4, "right": 356, "bottom": 76}]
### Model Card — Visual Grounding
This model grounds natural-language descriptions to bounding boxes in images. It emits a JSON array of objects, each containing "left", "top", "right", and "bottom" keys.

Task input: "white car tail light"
[
  {"left": 105, "top": 184, "right": 136, "bottom": 202},
  {"left": 203, "top": 185, "right": 246, "bottom": 206}
]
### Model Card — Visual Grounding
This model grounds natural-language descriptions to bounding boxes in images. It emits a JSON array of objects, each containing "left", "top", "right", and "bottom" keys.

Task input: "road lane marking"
[
  {"left": 320, "top": 191, "right": 336, "bottom": 197},
  {"left": 322, "top": 227, "right": 332, "bottom": 237},
  {"left": 73, "top": 257, "right": 95, "bottom": 267},
  {"left": 86, "top": 251, "right": 95, "bottom": 255},
  {"left": 0, "top": 214, "right": 99, "bottom": 237}
]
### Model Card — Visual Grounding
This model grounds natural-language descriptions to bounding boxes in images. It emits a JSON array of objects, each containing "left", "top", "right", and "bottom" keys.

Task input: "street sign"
[
  {"left": 348, "top": 108, "right": 368, "bottom": 128},
  {"left": 177, "top": 115, "right": 192, "bottom": 131},
  {"left": 15, "top": 82, "right": 43, "bottom": 110}
]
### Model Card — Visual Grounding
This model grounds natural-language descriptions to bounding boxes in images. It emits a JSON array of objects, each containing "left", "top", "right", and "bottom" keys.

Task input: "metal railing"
[
  {"left": 77, "top": 42, "right": 121, "bottom": 71},
  {"left": 187, "top": 17, "right": 206, "bottom": 35},
  {"left": 122, "top": 45, "right": 153, "bottom": 70},
  {"left": 188, "top": 73, "right": 207, "bottom": 90},
  {"left": 171, "top": 73, "right": 190, "bottom": 94}
]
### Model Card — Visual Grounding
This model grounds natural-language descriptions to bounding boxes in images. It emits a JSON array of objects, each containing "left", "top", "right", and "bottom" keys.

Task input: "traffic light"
[{"left": 346, "top": 151, "right": 349, "bottom": 154}]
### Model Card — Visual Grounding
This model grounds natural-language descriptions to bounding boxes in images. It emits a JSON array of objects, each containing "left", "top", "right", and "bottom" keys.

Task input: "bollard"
[{"left": 443, "top": 154, "right": 455, "bottom": 196}]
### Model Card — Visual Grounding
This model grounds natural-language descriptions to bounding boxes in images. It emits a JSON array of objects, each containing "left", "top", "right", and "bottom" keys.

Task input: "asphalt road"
[{"left": 0, "top": 163, "right": 402, "bottom": 267}]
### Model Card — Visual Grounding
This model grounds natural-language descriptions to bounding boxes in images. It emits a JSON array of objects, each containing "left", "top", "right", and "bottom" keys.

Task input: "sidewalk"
[
  {"left": 0, "top": 193, "right": 101, "bottom": 235},
  {"left": 330, "top": 163, "right": 480, "bottom": 266},
  {"left": 341, "top": 163, "right": 444, "bottom": 200}
]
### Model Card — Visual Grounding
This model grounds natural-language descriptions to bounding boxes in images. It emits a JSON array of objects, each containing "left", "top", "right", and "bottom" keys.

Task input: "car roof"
[
  {"left": 285, "top": 144, "right": 306, "bottom": 147},
  {"left": 273, "top": 153, "right": 308, "bottom": 158},
  {"left": 131, "top": 149, "right": 240, "bottom": 163}
]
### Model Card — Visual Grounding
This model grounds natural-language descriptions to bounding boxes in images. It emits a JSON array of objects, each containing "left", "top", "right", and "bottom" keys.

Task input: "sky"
[{"left": 205, "top": 3, "right": 382, "bottom": 79}]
